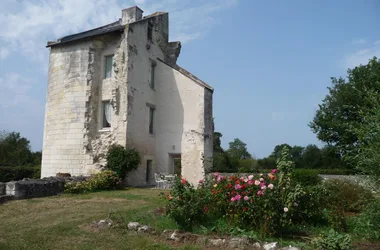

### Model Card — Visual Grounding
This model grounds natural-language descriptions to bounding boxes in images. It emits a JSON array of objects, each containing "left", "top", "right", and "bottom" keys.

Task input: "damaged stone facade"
[{"left": 42, "top": 6, "right": 213, "bottom": 186}]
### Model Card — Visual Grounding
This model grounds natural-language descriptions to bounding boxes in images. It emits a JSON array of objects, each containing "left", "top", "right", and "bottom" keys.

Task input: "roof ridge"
[{"left": 57, "top": 20, "right": 121, "bottom": 42}]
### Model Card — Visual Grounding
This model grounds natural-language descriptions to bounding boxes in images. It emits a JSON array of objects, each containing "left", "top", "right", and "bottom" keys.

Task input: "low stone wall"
[
  {"left": 5, "top": 178, "right": 65, "bottom": 199},
  {"left": 0, "top": 175, "right": 92, "bottom": 201}
]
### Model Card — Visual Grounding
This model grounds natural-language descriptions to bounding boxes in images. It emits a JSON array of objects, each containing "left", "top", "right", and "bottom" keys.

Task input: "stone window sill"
[{"left": 99, "top": 128, "right": 111, "bottom": 132}]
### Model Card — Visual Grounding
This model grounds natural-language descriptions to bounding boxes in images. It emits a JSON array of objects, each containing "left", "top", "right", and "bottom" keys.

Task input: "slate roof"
[{"left": 46, "top": 12, "right": 167, "bottom": 47}]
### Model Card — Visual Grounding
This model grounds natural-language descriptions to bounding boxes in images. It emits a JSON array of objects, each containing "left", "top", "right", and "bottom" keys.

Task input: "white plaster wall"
[
  {"left": 41, "top": 42, "right": 91, "bottom": 177},
  {"left": 155, "top": 61, "right": 207, "bottom": 186},
  {"left": 124, "top": 20, "right": 166, "bottom": 186}
]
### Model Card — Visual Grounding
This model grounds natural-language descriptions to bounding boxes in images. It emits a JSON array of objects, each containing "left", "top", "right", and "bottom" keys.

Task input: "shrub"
[
  {"left": 163, "top": 147, "right": 313, "bottom": 236},
  {"left": 293, "top": 169, "right": 322, "bottom": 186},
  {"left": 162, "top": 177, "right": 210, "bottom": 230},
  {"left": 312, "top": 229, "right": 352, "bottom": 250},
  {"left": 351, "top": 199, "right": 380, "bottom": 240},
  {"left": 323, "top": 178, "right": 374, "bottom": 213},
  {"left": 64, "top": 170, "right": 122, "bottom": 194},
  {"left": 0, "top": 166, "right": 40, "bottom": 182},
  {"left": 106, "top": 145, "right": 141, "bottom": 179}
]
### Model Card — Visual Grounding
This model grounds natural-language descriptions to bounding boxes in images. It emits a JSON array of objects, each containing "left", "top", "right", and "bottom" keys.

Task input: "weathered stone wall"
[
  {"left": 42, "top": 42, "right": 92, "bottom": 177},
  {"left": 5, "top": 178, "right": 65, "bottom": 199},
  {"left": 155, "top": 61, "right": 210, "bottom": 186},
  {"left": 125, "top": 14, "right": 173, "bottom": 186}
]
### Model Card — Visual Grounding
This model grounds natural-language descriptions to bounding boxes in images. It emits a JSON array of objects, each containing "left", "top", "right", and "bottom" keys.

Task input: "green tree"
[
  {"left": 210, "top": 118, "right": 235, "bottom": 172},
  {"left": 227, "top": 138, "right": 252, "bottom": 160},
  {"left": 309, "top": 57, "right": 380, "bottom": 170},
  {"left": 0, "top": 131, "right": 32, "bottom": 166},
  {"left": 302, "top": 144, "right": 322, "bottom": 169}
]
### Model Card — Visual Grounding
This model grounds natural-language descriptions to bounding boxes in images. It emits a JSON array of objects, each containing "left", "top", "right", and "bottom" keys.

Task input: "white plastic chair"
[{"left": 154, "top": 173, "right": 166, "bottom": 189}]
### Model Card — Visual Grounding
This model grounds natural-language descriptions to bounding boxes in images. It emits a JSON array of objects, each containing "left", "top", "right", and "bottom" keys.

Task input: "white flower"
[{"left": 284, "top": 207, "right": 289, "bottom": 212}]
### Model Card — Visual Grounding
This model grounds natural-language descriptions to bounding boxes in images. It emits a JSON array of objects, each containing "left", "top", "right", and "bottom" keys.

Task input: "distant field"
[{"left": 0, "top": 188, "right": 200, "bottom": 250}]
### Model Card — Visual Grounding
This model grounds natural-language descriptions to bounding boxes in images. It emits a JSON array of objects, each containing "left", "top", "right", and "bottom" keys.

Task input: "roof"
[
  {"left": 46, "top": 12, "right": 168, "bottom": 47},
  {"left": 157, "top": 58, "right": 213, "bottom": 92}
]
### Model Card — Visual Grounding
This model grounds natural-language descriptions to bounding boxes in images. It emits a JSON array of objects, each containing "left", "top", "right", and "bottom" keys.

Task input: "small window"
[
  {"left": 104, "top": 55, "right": 113, "bottom": 79},
  {"left": 150, "top": 62, "right": 155, "bottom": 89},
  {"left": 101, "top": 101, "right": 111, "bottom": 128},
  {"left": 149, "top": 107, "right": 155, "bottom": 134},
  {"left": 147, "top": 23, "right": 153, "bottom": 41},
  {"left": 146, "top": 160, "right": 152, "bottom": 182}
]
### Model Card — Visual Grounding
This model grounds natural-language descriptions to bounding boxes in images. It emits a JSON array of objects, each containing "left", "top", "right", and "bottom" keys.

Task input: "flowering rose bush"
[{"left": 163, "top": 148, "right": 311, "bottom": 235}]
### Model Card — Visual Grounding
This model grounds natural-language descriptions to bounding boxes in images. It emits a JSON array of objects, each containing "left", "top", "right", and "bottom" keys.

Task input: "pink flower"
[
  {"left": 247, "top": 180, "right": 254, "bottom": 186},
  {"left": 293, "top": 202, "right": 298, "bottom": 207},
  {"left": 244, "top": 196, "right": 249, "bottom": 201},
  {"left": 259, "top": 178, "right": 264, "bottom": 182},
  {"left": 248, "top": 175, "right": 254, "bottom": 180},
  {"left": 254, "top": 180, "right": 260, "bottom": 186},
  {"left": 234, "top": 194, "right": 242, "bottom": 201},
  {"left": 213, "top": 172, "right": 220, "bottom": 177},
  {"left": 268, "top": 184, "right": 274, "bottom": 189},
  {"left": 231, "top": 197, "right": 236, "bottom": 202},
  {"left": 199, "top": 179, "right": 204, "bottom": 184},
  {"left": 217, "top": 175, "right": 223, "bottom": 182},
  {"left": 284, "top": 207, "right": 289, "bottom": 212},
  {"left": 257, "top": 190, "right": 263, "bottom": 196},
  {"left": 261, "top": 185, "right": 267, "bottom": 190},
  {"left": 235, "top": 184, "right": 241, "bottom": 190},
  {"left": 271, "top": 169, "right": 277, "bottom": 174},
  {"left": 260, "top": 173, "right": 263, "bottom": 177},
  {"left": 260, "top": 182, "right": 266, "bottom": 187}
]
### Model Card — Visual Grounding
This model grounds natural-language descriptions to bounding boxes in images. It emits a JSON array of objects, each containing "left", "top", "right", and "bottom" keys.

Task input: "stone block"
[{"left": 0, "top": 182, "right": 5, "bottom": 195}]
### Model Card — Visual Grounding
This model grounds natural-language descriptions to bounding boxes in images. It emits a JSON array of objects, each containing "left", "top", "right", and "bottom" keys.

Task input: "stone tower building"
[{"left": 41, "top": 6, "right": 213, "bottom": 186}]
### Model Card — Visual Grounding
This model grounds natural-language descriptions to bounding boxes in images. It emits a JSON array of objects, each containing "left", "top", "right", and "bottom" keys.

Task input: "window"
[
  {"left": 147, "top": 23, "right": 153, "bottom": 41},
  {"left": 149, "top": 107, "right": 155, "bottom": 134},
  {"left": 146, "top": 160, "right": 152, "bottom": 182},
  {"left": 150, "top": 62, "right": 155, "bottom": 89},
  {"left": 101, "top": 101, "right": 111, "bottom": 128},
  {"left": 104, "top": 55, "right": 113, "bottom": 79}
]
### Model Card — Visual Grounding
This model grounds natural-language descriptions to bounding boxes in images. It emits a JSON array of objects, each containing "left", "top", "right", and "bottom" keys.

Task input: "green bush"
[
  {"left": 293, "top": 169, "right": 322, "bottom": 186},
  {"left": 312, "top": 229, "right": 352, "bottom": 250},
  {"left": 324, "top": 178, "right": 374, "bottom": 213},
  {"left": 162, "top": 177, "right": 210, "bottom": 230},
  {"left": 163, "top": 148, "right": 312, "bottom": 236},
  {"left": 106, "top": 145, "right": 141, "bottom": 179},
  {"left": 316, "top": 169, "right": 358, "bottom": 175},
  {"left": 351, "top": 199, "right": 380, "bottom": 240},
  {"left": 64, "top": 170, "right": 122, "bottom": 194},
  {"left": 0, "top": 166, "right": 40, "bottom": 182}
]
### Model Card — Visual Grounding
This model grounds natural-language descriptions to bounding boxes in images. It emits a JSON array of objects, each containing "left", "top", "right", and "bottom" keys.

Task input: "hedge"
[
  {"left": 0, "top": 166, "right": 40, "bottom": 182},
  {"left": 293, "top": 169, "right": 322, "bottom": 186}
]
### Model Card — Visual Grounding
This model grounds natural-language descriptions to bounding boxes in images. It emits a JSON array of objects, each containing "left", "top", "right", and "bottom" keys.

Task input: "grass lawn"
[{"left": 0, "top": 188, "right": 199, "bottom": 250}]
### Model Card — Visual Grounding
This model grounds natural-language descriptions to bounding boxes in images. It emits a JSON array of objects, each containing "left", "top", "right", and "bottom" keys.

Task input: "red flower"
[
  {"left": 204, "top": 206, "right": 208, "bottom": 213},
  {"left": 235, "top": 180, "right": 240, "bottom": 185},
  {"left": 243, "top": 207, "right": 247, "bottom": 211},
  {"left": 181, "top": 178, "right": 186, "bottom": 184}
]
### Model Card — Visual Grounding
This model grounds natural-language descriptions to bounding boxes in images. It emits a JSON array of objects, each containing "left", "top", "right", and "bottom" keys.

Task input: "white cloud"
[
  {"left": 0, "top": 73, "right": 34, "bottom": 108},
  {"left": 342, "top": 40, "right": 380, "bottom": 69},
  {"left": 0, "top": 47, "right": 9, "bottom": 59},
  {"left": 0, "top": 0, "right": 237, "bottom": 62},
  {"left": 352, "top": 38, "right": 367, "bottom": 45}
]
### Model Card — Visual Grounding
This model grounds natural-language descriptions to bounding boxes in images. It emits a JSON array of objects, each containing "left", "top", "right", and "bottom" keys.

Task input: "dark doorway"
[{"left": 146, "top": 160, "right": 152, "bottom": 183}]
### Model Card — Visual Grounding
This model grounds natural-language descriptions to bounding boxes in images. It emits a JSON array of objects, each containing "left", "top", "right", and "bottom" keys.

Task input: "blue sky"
[{"left": 0, "top": 0, "right": 379, "bottom": 158}]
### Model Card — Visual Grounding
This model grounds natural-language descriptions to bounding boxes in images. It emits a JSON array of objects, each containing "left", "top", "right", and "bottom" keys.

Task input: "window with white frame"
[
  {"left": 104, "top": 55, "right": 113, "bottom": 79},
  {"left": 101, "top": 101, "right": 111, "bottom": 128}
]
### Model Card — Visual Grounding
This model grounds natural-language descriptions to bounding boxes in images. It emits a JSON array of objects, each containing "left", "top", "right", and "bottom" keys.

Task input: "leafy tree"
[
  {"left": 309, "top": 57, "right": 380, "bottom": 170},
  {"left": 0, "top": 131, "right": 32, "bottom": 166},
  {"left": 227, "top": 138, "right": 252, "bottom": 160},
  {"left": 302, "top": 144, "right": 322, "bottom": 169},
  {"left": 211, "top": 118, "right": 235, "bottom": 172},
  {"left": 270, "top": 144, "right": 292, "bottom": 159}
]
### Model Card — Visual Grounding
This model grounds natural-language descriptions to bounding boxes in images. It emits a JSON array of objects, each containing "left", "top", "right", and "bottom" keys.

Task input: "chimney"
[{"left": 121, "top": 6, "right": 143, "bottom": 24}]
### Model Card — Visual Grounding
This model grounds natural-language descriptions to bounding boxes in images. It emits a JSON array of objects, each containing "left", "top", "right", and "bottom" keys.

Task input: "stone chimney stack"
[{"left": 121, "top": 6, "right": 143, "bottom": 24}]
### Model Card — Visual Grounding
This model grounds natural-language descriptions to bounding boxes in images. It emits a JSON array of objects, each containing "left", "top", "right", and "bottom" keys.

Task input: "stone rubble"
[
  {"left": 126, "top": 221, "right": 302, "bottom": 249},
  {"left": 127, "top": 222, "right": 140, "bottom": 231}
]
